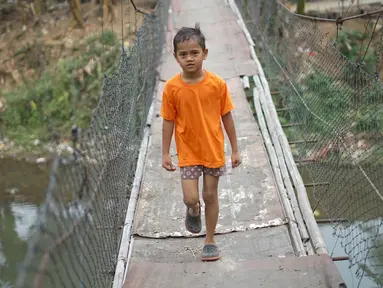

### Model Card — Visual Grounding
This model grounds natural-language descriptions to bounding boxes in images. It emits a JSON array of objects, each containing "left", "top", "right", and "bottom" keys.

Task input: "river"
[
  {"left": 0, "top": 158, "right": 50, "bottom": 287},
  {"left": 300, "top": 165, "right": 382, "bottom": 288},
  {"left": 0, "top": 158, "right": 381, "bottom": 287}
]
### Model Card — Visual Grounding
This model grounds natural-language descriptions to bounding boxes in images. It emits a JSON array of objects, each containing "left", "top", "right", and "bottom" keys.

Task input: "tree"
[
  {"left": 34, "top": 0, "right": 45, "bottom": 15},
  {"left": 297, "top": 0, "right": 305, "bottom": 15},
  {"left": 70, "top": 0, "right": 85, "bottom": 29},
  {"left": 102, "top": 0, "right": 116, "bottom": 25}
]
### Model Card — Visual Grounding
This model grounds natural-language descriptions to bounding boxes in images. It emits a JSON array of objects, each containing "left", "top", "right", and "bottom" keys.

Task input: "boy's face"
[{"left": 173, "top": 39, "right": 208, "bottom": 74}]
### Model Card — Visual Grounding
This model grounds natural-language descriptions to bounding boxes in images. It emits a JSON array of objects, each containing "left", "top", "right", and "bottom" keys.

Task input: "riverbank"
[{"left": 0, "top": 0, "right": 156, "bottom": 160}]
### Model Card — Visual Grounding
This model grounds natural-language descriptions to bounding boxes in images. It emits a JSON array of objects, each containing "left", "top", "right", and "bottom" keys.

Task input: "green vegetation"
[
  {"left": 245, "top": 5, "right": 383, "bottom": 286},
  {"left": 252, "top": 27, "right": 383, "bottom": 166},
  {"left": 338, "top": 29, "right": 378, "bottom": 75},
  {"left": 298, "top": 72, "right": 355, "bottom": 132},
  {"left": 288, "top": 29, "right": 383, "bottom": 136},
  {"left": 291, "top": 70, "right": 382, "bottom": 136},
  {"left": 0, "top": 30, "right": 121, "bottom": 150}
]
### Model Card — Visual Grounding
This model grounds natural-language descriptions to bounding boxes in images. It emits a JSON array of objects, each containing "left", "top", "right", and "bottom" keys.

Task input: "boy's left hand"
[{"left": 231, "top": 151, "right": 241, "bottom": 168}]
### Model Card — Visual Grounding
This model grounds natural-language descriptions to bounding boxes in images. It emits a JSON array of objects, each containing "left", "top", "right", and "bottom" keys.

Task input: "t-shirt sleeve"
[
  {"left": 220, "top": 80, "right": 235, "bottom": 116},
  {"left": 160, "top": 83, "right": 176, "bottom": 121}
]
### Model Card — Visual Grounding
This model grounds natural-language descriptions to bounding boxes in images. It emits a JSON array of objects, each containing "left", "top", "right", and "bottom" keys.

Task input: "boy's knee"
[
  {"left": 203, "top": 190, "right": 217, "bottom": 204},
  {"left": 183, "top": 195, "right": 199, "bottom": 207}
]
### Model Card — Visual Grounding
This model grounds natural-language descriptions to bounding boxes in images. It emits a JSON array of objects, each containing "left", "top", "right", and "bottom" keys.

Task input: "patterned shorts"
[{"left": 180, "top": 165, "right": 226, "bottom": 180}]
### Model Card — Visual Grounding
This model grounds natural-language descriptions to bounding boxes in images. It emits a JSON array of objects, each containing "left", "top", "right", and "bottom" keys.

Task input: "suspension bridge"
[
  {"left": 120, "top": 0, "right": 345, "bottom": 286},
  {"left": 3, "top": 0, "right": 383, "bottom": 287}
]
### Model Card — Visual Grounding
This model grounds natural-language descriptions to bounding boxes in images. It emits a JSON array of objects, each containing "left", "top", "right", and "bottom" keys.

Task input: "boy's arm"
[
  {"left": 220, "top": 79, "right": 240, "bottom": 167},
  {"left": 222, "top": 111, "right": 241, "bottom": 168},
  {"left": 162, "top": 119, "right": 176, "bottom": 171},
  {"left": 162, "top": 119, "right": 174, "bottom": 156},
  {"left": 160, "top": 82, "right": 177, "bottom": 171},
  {"left": 222, "top": 112, "right": 238, "bottom": 153}
]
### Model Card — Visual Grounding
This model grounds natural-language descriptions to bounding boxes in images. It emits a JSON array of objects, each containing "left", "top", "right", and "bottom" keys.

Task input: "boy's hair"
[{"left": 173, "top": 23, "right": 206, "bottom": 52}]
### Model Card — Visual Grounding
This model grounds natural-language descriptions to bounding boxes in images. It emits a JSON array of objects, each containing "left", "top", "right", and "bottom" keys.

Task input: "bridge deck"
[{"left": 124, "top": 0, "right": 345, "bottom": 287}]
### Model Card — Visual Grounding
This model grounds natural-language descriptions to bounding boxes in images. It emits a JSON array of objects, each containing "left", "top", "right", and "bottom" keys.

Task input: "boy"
[{"left": 160, "top": 23, "right": 241, "bottom": 261}]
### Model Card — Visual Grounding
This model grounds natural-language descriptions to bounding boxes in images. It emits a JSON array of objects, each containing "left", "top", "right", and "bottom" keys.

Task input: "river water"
[
  {"left": 0, "top": 158, "right": 381, "bottom": 287},
  {"left": 0, "top": 158, "right": 50, "bottom": 287},
  {"left": 299, "top": 165, "right": 382, "bottom": 288}
]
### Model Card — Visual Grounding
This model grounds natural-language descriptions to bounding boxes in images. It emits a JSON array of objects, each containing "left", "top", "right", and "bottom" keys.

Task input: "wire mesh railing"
[
  {"left": 3, "top": 1, "right": 170, "bottom": 287},
  {"left": 235, "top": 0, "right": 383, "bottom": 287}
]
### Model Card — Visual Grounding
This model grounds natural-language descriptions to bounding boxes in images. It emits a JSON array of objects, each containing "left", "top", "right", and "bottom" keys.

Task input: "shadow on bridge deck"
[{"left": 123, "top": 0, "right": 346, "bottom": 287}]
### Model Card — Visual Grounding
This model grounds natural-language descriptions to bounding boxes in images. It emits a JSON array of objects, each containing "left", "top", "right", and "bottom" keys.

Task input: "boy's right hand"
[{"left": 162, "top": 154, "right": 176, "bottom": 171}]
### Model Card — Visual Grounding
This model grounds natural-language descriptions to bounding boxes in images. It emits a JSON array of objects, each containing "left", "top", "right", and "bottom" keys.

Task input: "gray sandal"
[
  {"left": 201, "top": 243, "right": 220, "bottom": 261},
  {"left": 185, "top": 201, "right": 201, "bottom": 234}
]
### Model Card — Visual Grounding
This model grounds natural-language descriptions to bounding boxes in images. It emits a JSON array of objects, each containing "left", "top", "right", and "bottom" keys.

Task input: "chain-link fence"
[
  {"left": 236, "top": 0, "right": 383, "bottom": 287},
  {"left": 2, "top": 0, "right": 170, "bottom": 287}
]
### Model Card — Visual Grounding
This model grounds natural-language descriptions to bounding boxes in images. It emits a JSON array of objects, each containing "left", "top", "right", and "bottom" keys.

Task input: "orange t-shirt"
[{"left": 160, "top": 70, "right": 235, "bottom": 168}]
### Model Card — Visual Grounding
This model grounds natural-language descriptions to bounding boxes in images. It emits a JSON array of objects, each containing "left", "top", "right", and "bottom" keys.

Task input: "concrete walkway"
[{"left": 124, "top": 0, "right": 345, "bottom": 287}]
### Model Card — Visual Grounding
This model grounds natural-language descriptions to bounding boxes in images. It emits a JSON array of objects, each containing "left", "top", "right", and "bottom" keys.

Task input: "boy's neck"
[{"left": 181, "top": 68, "right": 205, "bottom": 84}]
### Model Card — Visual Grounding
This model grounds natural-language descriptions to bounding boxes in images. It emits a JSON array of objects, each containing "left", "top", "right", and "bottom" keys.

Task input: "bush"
[{"left": 0, "top": 30, "right": 121, "bottom": 147}]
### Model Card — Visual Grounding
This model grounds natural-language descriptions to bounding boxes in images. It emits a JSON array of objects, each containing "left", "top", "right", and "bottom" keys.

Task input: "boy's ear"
[
  {"left": 173, "top": 52, "right": 179, "bottom": 63},
  {"left": 203, "top": 48, "right": 208, "bottom": 60}
]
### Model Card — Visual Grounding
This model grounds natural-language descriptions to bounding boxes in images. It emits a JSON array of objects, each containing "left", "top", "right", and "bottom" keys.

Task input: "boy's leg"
[
  {"left": 180, "top": 166, "right": 202, "bottom": 233},
  {"left": 202, "top": 173, "right": 220, "bottom": 244},
  {"left": 200, "top": 166, "right": 225, "bottom": 261}
]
